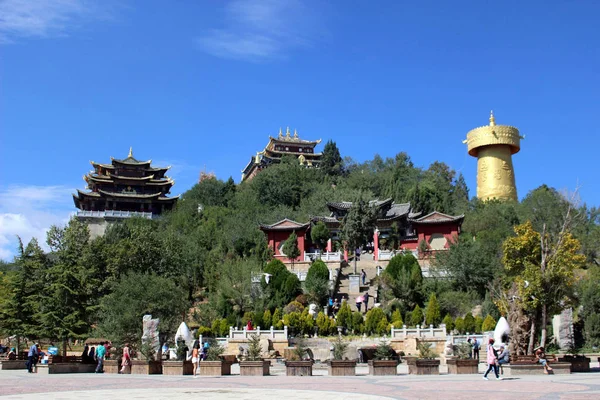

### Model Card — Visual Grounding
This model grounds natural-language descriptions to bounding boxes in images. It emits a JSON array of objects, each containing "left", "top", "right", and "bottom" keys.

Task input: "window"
[{"left": 299, "top": 148, "right": 303, "bottom": 152}]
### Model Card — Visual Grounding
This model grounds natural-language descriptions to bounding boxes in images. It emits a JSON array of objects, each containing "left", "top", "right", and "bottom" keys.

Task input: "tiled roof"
[
  {"left": 326, "top": 198, "right": 394, "bottom": 211},
  {"left": 409, "top": 211, "right": 465, "bottom": 224},
  {"left": 310, "top": 216, "right": 339, "bottom": 223},
  {"left": 259, "top": 218, "right": 310, "bottom": 230}
]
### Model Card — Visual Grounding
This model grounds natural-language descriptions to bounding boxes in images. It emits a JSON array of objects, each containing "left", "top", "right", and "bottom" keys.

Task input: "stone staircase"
[{"left": 334, "top": 254, "right": 384, "bottom": 313}]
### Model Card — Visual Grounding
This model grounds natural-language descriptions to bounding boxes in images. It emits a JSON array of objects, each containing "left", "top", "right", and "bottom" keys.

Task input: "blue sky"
[{"left": 1, "top": 0, "right": 599, "bottom": 260}]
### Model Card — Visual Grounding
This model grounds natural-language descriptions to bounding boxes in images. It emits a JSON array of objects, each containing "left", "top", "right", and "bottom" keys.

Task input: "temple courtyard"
[{"left": 2, "top": 363, "right": 599, "bottom": 399}]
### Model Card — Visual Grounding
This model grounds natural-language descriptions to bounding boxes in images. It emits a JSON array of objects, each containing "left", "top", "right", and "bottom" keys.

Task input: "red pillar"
[{"left": 374, "top": 229, "right": 379, "bottom": 261}]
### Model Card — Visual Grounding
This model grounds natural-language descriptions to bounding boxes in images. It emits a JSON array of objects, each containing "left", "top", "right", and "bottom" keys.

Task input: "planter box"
[
  {"left": 36, "top": 363, "right": 96, "bottom": 374},
  {"left": 0, "top": 360, "right": 27, "bottom": 370},
  {"left": 240, "top": 360, "right": 270, "bottom": 376},
  {"left": 558, "top": 356, "right": 590, "bottom": 372},
  {"left": 368, "top": 360, "right": 398, "bottom": 376},
  {"left": 199, "top": 360, "right": 232, "bottom": 376},
  {"left": 328, "top": 360, "right": 357, "bottom": 376},
  {"left": 447, "top": 359, "right": 478, "bottom": 374},
  {"left": 285, "top": 360, "right": 313, "bottom": 376},
  {"left": 131, "top": 360, "right": 162, "bottom": 375},
  {"left": 104, "top": 359, "right": 121, "bottom": 374},
  {"left": 163, "top": 360, "right": 194, "bottom": 375},
  {"left": 407, "top": 359, "right": 440, "bottom": 375}
]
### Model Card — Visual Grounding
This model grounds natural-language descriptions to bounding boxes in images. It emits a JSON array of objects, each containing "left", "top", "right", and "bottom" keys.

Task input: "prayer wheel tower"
[{"left": 464, "top": 112, "right": 523, "bottom": 201}]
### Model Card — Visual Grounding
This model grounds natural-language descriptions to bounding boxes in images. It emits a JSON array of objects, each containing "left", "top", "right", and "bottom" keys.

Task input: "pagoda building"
[
  {"left": 73, "top": 148, "right": 178, "bottom": 236},
  {"left": 241, "top": 127, "right": 322, "bottom": 182}
]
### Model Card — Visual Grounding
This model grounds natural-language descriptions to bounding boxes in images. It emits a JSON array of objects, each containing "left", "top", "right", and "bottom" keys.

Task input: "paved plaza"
[{"left": 2, "top": 363, "right": 600, "bottom": 400}]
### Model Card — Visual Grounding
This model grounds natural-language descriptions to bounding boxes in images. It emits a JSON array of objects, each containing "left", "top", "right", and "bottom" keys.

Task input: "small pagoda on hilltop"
[
  {"left": 73, "top": 148, "right": 178, "bottom": 235},
  {"left": 241, "top": 127, "right": 322, "bottom": 182}
]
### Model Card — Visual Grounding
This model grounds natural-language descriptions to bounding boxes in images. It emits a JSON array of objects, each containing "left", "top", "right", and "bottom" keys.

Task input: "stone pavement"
[{"left": 2, "top": 364, "right": 600, "bottom": 400}]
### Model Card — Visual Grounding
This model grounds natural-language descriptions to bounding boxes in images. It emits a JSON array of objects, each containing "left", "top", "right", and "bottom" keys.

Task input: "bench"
[{"left": 500, "top": 355, "right": 571, "bottom": 375}]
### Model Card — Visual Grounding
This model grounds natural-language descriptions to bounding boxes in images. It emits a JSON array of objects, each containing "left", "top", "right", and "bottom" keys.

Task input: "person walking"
[
  {"left": 483, "top": 338, "right": 501, "bottom": 380},
  {"left": 191, "top": 342, "right": 200, "bottom": 377},
  {"left": 95, "top": 342, "right": 106, "bottom": 373},
  {"left": 355, "top": 295, "right": 364, "bottom": 313},
  {"left": 120, "top": 343, "right": 131, "bottom": 374},
  {"left": 26, "top": 343, "right": 39, "bottom": 373},
  {"left": 361, "top": 269, "right": 367, "bottom": 285},
  {"left": 472, "top": 338, "right": 480, "bottom": 361}
]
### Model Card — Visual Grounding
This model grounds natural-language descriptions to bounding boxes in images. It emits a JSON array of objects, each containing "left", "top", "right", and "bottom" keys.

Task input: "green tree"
[
  {"left": 262, "top": 309, "right": 272, "bottom": 328},
  {"left": 391, "top": 309, "right": 403, "bottom": 327},
  {"left": 351, "top": 311, "right": 364, "bottom": 334},
  {"left": 310, "top": 221, "right": 330, "bottom": 250},
  {"left": 321, "top": 140, "right": 344, "bottom": 177},
  {"left": 304, "top": 260, "right": 330, "bottom": 305},
  {"left": 503, "top": 221, "right": 586, "bottom": 347},
  {"left": 454, "top": 317, "right": 465, "bottom": 334},
  {"left": 98, "top": 273, "right": 187, "bottom": 351},
  {"left": 382, "top": 253, "right": 423, "bottom": 309},
  {"left": 282, "top": 231, "right": 301, "bottom": 269},
  {"left": 481, "top": 315, "right": 496, "bottom": 332},
  {"left": 272, "top": 308, "right": 283, "bottom": 329},
  {"left": 365, "top": 308, "right": 387, "bottom": 335},
  {"left": 410, "top": 305, "right": 424, "bottom": 327},
  {"left": 337, "top": 302, "right": 352, "bottom": 330},
  {"left": 464, "top": 313, "right": 476, "bottom": 334},
  {"left": 425, "top": 293, "right": 441, "bottom": 326},
  {"left": 474, "top": 316, "right": 484, "bottom": 333},
  {"left": 442, "top": 314, "right": 454, "bottom": 331},
  {"left": 340, "top": 198, "right": 376, "bottom": 274}
]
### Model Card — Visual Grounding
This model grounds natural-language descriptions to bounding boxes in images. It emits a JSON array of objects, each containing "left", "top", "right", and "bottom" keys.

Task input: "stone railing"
[
  {"left": 377, "top": 250, "right": 395, "bottom": 260},
  {"left": 448, "top": 333, "right": 492, "bottom": 345},
  {"left": 303, "top": 251, "right": 342, "bottom": 262},
  {"left": 76, "top": 210, "right": 154, "bottom": 219},
  {"left": 229, "top": 326, "right": 288, "bottom": 340},
  {"left": 390, "top": 324, "right": 447, "bottom": 339}
]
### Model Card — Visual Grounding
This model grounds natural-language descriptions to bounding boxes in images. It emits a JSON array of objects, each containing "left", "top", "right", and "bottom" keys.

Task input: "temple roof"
[
  {"left": 259, "top": 218, "right": 311, "bottom": 231},
  {"left": 111, "top": 147, "right": 151, "bottom": 166},
  {"left": 409, "top": 211, "right": 464, "bottom": 225},
  {"left": 98, "top": 189, "right": 161, "bottom": 199},
  {"left": 327, "top": 198, "right": 394, "bottom": 211},
  {"left": 268, "top": 127, "right": 321, "bottom": 146}
]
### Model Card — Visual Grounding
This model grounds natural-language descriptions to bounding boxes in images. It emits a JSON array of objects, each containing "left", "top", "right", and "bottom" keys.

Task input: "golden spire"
[
  {"left": 293, "top": 128, "right": 298, "bottom": 138},
  {"left": 489, "top": 110, "right": 496, "bottom": 126},
  {"left": 286, "top": 126, "right": 291, "bottom": 137},
  {"left": 128, "top": 147, "right": 133, "bottom": 158},
  {"left": 278, "top": 127, "right": 283, "bottom": 138}
]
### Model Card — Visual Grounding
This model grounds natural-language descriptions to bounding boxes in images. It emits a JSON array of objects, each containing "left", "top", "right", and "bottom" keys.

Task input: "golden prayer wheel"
[{"left": 464, "top": 112, "right": 523, "bottom": 201}]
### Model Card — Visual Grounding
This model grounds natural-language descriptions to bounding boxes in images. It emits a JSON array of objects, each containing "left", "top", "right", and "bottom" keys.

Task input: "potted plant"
[
  {"left": 407, "top": 342, "right": 440, "bottom": 375},
  {"left": 368, "top": 340, "right": 398, "bottom": 376},
  {"left": 328, "top": 336, "right": 356, "bottom": 376},
  {"left": 558, "top": 343, "right": 590, "bottom": 372},
  {"left": 240, "top": 334, "right": 270, "bottom": 376},
  {"left": 162, "top": 337, "right": 194, "bottom": 375},
  {"left": 199, "top": 340, "right": 231, "bottom": 376},
  {"left": 447, "top": 342, "right": 478, "bottom": 374},
  {"left": 131, "top": 343, "right": 163, "bottom": 375},
  {"left": 285, "top": 339, "right": 313, "bottom": 376}
]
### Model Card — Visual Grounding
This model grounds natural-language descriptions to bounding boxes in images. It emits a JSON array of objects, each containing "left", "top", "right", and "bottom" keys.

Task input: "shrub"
[
  {"left": 301, "top": 310, "right": 314, "bottom": 335},
  {"left": 481, "top": 315, "right": 496, "bottom": 332},
  {"left": 382, "top": 253, "right": 423, "bottom": 307},
  {"left": 454, "top": 317, "right": 465, "bottom": 334},
  {"left": 425, "top": 293, "right": 441, "bottom": 326},
  {"left": 351, "top": 311, "right": 364, "bottom": 334},
  {"left": 374, "top": 340, "right": 394, "bottom": 360},
  {"left": 292, "top": 338, "right": 309, "bottom": 360},
  {"left": 306, "top": 259, "right": 329, "bottom": 281},
  {"left": 331, "top": 336, "right": 348, "bottom": 360},
  {"left": 417, "top": 341, "right": 438, "bottom": 359},
  {"left": 262, "top": 309, "right": 272, "bottom": 328},
  {"left": 316, "top": 312, "right": 330, "bottom": 335},
  {"left": 452, "top": 342, "right": 472, "bottom": 360},
  {"left": 304, "top": 260, "right": 330, "bottom": 306},
  {"left": 336, "top": 302, "right": 352, "bottom": 330},
  {"left": 411, "top": 305, "right": 424, "bottom": 327},
  {"left": 284, "top": 300, "right": 305, "bottom": 314},
  {"left": 391, "top": 309, "right": 403, "bottom": 327},
  {"left": 246, "top": 334, "right": 263, "bottom": 361},
  {"left": 474, "top": 316, "right": 484, "bottom": 333},
  {"left": 283, "top": 311, "right": 302, "bottom": 333},
  {"left": 219, "top": 319, "right": 229, "bottom": 336},
  {"left": 365, "top": 308, "right": 387, "bottom": 335},
  {"left": 442, "top": 314, "right": 454, "bottom": 331},
  {"left": 584, "top": 313, "right": 600, "bottom": 347},
  {"left": 295, "top": 294, "right": 308, "bottom": 306},
  {"left": 205, "top": 339, "right": 225, "bottom": 361},
  {"left": 464, "top": 313, "right": 476, "bottom": 334},
  {"left": 197, "top": 326, "right": 212, "bottom": 337},
  {"left": 272, "top": 308, "right": 283, "bottom": 329}
]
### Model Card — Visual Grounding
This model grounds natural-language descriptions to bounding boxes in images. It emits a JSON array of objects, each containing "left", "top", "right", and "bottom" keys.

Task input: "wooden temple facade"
[{"left": 241, "top": 127, "right": 322, "bottom": 182}]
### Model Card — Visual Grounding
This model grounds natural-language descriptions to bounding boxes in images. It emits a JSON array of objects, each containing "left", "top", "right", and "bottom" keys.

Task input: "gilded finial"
[
  {"left": 286, "top": 126, "right": 291, "bottom": 137},
  {"left": 128, "top": 147, "right": 133, "bottom": 158},
  {"left": 279, "top": 127, "right": 283, "bottom": 138},
  {"left": 293, "top": 128, "right": 298, "bottom": 138},
  {"left": 489, "top": 110, "right": 496, "bottom": 126}
]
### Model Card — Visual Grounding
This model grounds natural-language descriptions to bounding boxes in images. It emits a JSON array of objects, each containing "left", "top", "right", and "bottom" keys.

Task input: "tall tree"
[
  {"left": 381, "top": 253, "right": 423, "bottom": 309},
  {"left": 310, "top": 221, "right": 330, "bottom": 251},
  {"left": 341, "top": 199, "right": 376, "bottom": 274},
  {"left": 321, "top": 140, "right": 344, "bottom": 177},
  {"left": 282, "top": 231, "right": 301, "bottom": 269}
]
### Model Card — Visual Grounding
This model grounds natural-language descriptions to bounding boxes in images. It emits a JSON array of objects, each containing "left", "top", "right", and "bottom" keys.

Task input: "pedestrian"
[
  {"left": 483, "top": 338, "right": 501, "bottom": 380},
  {"left": 361, "top": 269, "right": 367, "bottom": 285},
  {"left": 120, "top": 343, "right": 131, "bottom": 374},
  {"left": 328, "top": 297, "right": 333, "bottom": 315},
  {"left": 191, "top": 342, "right": 200, "bottom": 377},
  {"left": 26, "top": 343, "right": 40, "bottom": 373},
  {"left": 332, "top": 299, "right": 340, "bottom": 316},
  {"left": 355, "top": 247, "right": 361, "bottom": 261},
  {"left": 534, "top": 346, "right": 553, "bottom": 374},
  {"left": 95, "top": 341, "right": 106, "bottom": 373},
  {"left": 497, "top": 345, "right": 509, "bottom": 374},
  {"left": 246, "top": 319, "right": 253, "bottom": 331},
  {"left": 355, "top": 295, "right": 363, "bottom": 313},
  {"left": 473, "top": 338, "right": 480, "bottom": 361},
  {"left": 363, "top": 292, "right": 370, "bottom": 312}
]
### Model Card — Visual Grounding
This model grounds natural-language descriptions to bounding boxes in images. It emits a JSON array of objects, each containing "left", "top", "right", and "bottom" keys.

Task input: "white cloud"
[
  {"left": 0, "top": 0, "right": 102, "bottom": 43},
  {"left": 196, "top": 0, "right": 319, "bottom": 61},
  {"left": 0, "top": 185, "right": 74, "bottom": 261}
]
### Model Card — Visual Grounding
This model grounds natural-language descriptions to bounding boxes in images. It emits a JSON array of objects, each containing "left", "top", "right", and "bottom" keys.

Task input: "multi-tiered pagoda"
[
  {"left": 241, "top": 127, "right": 322, "bottom": 182},
  {"left": 73, "top": 148, "right": 178, "bottom": 225}
]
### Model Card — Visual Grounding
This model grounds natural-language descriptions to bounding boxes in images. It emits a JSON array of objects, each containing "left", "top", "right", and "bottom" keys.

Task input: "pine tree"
[
  {"left": 481, "top": 315, "right": 497, "bottom": 332},
  {"left": 321, "top": 140, "right": 344, "bottom": 177},
  {"left": 454, "top": 317, "right": 465, "bottom": 334},
  {"left": 282, "top": 231, "right": 300, "bottom": 269},
  {"left": 442, "top": 314, "right": 454, "bottom": 331},
  {"left": 425, "top": 293, "right": 441, "bottom": 326},
  {"left": 272, "top": 308, "right": 283, "bottom": 329},
  {"left": 410, "top": 305, "right": 424, "bottom": 327},
  {"left": 464, "top": 313, "right": 476, "bottom": 334},
  {"left": 391, "top": 309, "right": 403, "bottom": 327},
  {"left": 262, "top": 309, "right": 272, "bottom": 328}
]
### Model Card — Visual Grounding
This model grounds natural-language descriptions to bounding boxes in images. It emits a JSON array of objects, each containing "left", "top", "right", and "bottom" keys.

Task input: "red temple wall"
[{"left": 266, "top": 229, "right": 307, "bottom": 263}]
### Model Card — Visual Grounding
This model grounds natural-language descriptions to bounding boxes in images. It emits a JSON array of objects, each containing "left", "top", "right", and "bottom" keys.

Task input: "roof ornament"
[
  {"left": 489, "top": 110, "right": 496, "bottom": 127},
  {"left": 278, "top": 127, "right": 283, "bottom": 138},
  {"left": 293, "top": 128, "right": 298, "bottom": 138},
  {"left": 286, "top": 126, "right": 291, "bottom": 138},
  {"left": 128, "top": 147, "right": 133, "bottom": 158}
]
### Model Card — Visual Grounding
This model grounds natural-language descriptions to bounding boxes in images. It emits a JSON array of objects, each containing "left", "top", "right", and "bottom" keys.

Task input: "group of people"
[{"left": 483, "top": 338, "right": 553, "bottom": 380}]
